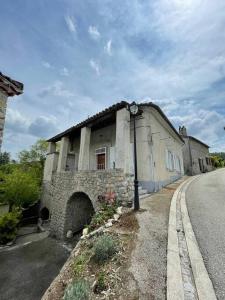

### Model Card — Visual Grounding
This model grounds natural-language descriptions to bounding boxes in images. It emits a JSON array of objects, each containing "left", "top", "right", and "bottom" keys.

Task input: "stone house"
[
  {"left": 179, "top": 126, "right": 213, "bottom": 175},
  {"left": 42, "top": 101, "right": 184, "bottom": 239},
  {"left": 0, "top": 72, "right": 23, "bottom": 150}
]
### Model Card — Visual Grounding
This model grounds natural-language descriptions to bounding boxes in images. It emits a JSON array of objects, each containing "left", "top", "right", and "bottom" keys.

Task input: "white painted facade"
[{"left": 44, "top": 103, "right": 184, "bottom": 193}]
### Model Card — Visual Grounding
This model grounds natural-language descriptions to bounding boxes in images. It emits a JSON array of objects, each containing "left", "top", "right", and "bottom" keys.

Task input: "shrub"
[
  {"left": 0, "top": 169, "right": 40, "bottom": 211},
  {"left": 0, "top": 210, "right": 21, "bottom": 244},
  {"left": 63, "top": 280, "right": 90, "bottom": 300},
  {"left": 93, "top": 234, "right": 118, "bottom": 264}
]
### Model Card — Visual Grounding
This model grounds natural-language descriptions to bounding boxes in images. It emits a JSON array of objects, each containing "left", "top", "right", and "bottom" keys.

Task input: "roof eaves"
[
  {"left": 47, "top": 100, "right": 129, "bottom": 142},
  {"left": 138, "top": 102, "right": 184, "bottom": 143},
  {"left": 188, "top": 135, "right": 209, "bottom": 148}
]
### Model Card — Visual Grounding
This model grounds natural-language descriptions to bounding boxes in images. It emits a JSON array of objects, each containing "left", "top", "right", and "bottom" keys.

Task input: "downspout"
[{"left": 188, "top": 137, "right": 193, "bottom": 175}]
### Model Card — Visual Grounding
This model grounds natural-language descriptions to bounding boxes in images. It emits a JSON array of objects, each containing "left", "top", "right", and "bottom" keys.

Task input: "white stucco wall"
[
  {"left": 132, "top": 106, "right": 184, "bottom": 192},
  {"left": 43, "top": 152, "right": 59, "bottom": 181}
]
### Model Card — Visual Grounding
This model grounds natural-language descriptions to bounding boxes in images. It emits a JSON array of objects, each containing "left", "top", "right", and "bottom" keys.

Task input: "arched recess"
[
  {"left": 64, "top": 192, "right": 95, "bottom": 235},
  {"left": 40, "top": 207, "right": 50, "bottom": 220}
]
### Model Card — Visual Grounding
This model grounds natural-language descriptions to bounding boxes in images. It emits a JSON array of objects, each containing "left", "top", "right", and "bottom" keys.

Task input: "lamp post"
[{"left": 129, "top": 101, "right": 140, "bottom": 211}]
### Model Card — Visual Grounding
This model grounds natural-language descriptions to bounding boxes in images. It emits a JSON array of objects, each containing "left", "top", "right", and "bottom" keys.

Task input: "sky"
[{"left": 1, "top": 0, "right": 225, "bottom": 157}]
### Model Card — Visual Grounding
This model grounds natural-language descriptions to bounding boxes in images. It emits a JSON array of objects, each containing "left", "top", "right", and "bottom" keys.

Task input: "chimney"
[{"left": 179, "top": 126, "right": 187, "bottom": 136}]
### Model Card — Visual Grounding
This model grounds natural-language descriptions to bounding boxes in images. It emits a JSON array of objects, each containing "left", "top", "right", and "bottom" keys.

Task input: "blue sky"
[{"left": 1, "top": 0, "right": 225, "bottom": 157}]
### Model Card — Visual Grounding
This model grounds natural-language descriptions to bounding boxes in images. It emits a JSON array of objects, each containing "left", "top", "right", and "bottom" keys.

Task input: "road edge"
[
  {"left": 167, "top": 178, "right": 190, "bottom": 300},
  {"left": 167, "top": 175, "right": 217, "bottom": 300},
  {"left": 181, "top": 177, "right": 217, "bottom": 300}
]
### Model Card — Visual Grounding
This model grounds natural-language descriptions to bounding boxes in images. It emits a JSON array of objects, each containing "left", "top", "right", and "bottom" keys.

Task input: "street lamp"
[{"left": 129, "top": 101, "right": 140, "bottom": 211}]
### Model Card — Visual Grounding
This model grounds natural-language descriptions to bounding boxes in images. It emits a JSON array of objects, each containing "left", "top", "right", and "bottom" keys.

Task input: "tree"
[
  {"left": 210, "top": 155, "right": 225, "bottom": 168},
  {"left": 18, "top": 139, "right": 48, "bottom": 167},
  {"left": 0, "top": 169, "right": 40, "bottom": 211},
  {"left": 0, "top": 152, "right": 10, "bottom": 165}
]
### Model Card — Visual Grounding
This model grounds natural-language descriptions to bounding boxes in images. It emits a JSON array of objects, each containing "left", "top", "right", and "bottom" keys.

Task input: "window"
[
  {"left": 96, "top": 147, "right": 106, "bottom": 170},
  {"left": 166, "top": 150, "right": 181, "bottom": 172},
  {"left": 166, "top": 149, "right": 174, "bottom": 171}
]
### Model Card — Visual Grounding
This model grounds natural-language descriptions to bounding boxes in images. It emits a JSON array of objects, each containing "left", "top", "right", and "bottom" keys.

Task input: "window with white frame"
[
  {"left": 174, "top": 155, "right": 181, "bottom": 172},
  {"left": 166, "top": 150, "right": 180, "bottom": 172},
  {"left": 95, "top": 147, "right": 106, "bottom": 170}
]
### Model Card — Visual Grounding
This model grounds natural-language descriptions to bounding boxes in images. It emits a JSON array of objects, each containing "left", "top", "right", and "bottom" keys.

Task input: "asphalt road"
[
  {"left": 186, "top": 169, "right": 225, "bottom": 300},
  {"left": 0, "top": 237, "right": 70, "bottom": 300}
]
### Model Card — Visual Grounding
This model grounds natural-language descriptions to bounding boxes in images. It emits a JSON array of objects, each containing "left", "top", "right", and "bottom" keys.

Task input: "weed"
[
  {"left": 73, "top": 251, "right": 91, "bottom": 279},
  {"left": 94, "top": 271, "right": 107, "bottom": 293}
]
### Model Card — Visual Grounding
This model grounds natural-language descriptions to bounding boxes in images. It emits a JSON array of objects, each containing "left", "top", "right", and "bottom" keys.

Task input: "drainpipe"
[{"left": 188, "top": 137, "right": 193, "bottom": 175}]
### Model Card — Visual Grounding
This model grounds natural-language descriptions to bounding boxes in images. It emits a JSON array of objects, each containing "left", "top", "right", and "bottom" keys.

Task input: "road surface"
[
  {"left": 186, "top": 169, "right": 225, "bottom": 300},
  {"left": 0, "top": 237, "right": 70, "bottom": 300}
]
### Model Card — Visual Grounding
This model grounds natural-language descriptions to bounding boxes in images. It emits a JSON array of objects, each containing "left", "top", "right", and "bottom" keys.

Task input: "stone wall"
[
  {"left": 42, "top": 169, "right": 134, "bottom": 239},
  {"left": 0, "top": 91, "right": 8, "bottom": 150}
]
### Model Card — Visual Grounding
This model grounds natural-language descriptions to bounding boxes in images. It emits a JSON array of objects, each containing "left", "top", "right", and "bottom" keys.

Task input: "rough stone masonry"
[{"left": 42, "top": 169, "right": 134, "bottom": 239}]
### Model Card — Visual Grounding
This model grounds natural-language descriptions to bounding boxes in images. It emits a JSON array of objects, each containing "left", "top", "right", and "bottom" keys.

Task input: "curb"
[{"left": 167, "top": 176, "right": 217, "bottom": 300}]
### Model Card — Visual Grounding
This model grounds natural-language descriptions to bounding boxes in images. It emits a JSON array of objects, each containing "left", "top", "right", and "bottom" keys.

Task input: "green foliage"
[
  {"left": 210, "top": 152, "right": 225, "bottom": 160},
  {"left": 73, "top": 251, "right": 91, "bottom": 279},
  {"left": 0, "top": 152, "right": 10, "bottom": 165},
  {"left": 18, "top": 139, "right": 48, "bottom": 166},
  {"left": 94, "top": 271, "right": 107, "bottom": 293},
  {"left": 93, "top": 234, "right": 118, "bottom": 264},
  {"left": 0, "top": 163, "right": 18, "bottom": 175},
  {"left": 0, "top": 210, "right": 21, "bottom": 244},
  {"left": 63, "top": 280, "right": 90, "bottom": 300},
  {"left": 210, "top": 155, "right": 225, "bottom": 168},
  {"left": 0, "top": 168, "right": 40, "bottom": 210},
  {"left": 87, "top": 203, "right": 117, "bottom": 231}
]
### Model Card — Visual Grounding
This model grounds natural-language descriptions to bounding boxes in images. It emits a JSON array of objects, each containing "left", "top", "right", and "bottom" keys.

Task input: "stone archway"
[{"left": 64, "top": 192, "right": 95, "bottom": 235}]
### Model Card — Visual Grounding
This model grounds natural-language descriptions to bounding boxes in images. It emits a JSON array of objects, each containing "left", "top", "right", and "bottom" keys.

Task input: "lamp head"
[{"left": 129, "top": 101, "right": 139, "bottom": 115}]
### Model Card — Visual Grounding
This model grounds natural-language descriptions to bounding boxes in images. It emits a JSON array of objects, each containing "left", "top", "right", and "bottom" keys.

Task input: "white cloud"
[
  {"left": 88, "top": 26, "right": 100, "bottom": 40},
  {"left": 65, "top": 15, "right": 76, "bottom": 33},
  {"left": 60, "top": 67, "right": 69, "bottom": 76},
  {"left": 104, "top": 39, "right": 112, "bottom": 55},
  {"left": 39, "top": 81, "right": 74, "bottom": 98},
  {"left": 42, "top": 61, "right": 52, "bottom": 69},
  {"left": 5, "top": 108, "right": 30, "bottom": 133},
  {"left": 89, "top": 59, "right": 100, "bottom": 75}
]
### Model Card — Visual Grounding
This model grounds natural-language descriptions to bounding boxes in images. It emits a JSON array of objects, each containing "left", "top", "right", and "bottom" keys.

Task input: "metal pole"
[{"left": 133, "top": 115, "right": 140, "bottom": 210}]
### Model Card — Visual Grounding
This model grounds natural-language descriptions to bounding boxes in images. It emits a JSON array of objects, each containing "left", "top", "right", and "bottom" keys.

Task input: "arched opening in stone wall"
[
  {"left": 40, "top": 207, "right": 50, "bottom": 220},
  {"left": 64, "top": 192, "right": 95, "bottom": 235}
]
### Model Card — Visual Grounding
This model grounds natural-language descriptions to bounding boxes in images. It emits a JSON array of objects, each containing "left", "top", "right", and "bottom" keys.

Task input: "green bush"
[
  {"left": 0, "top": 169, "right": 40, "bottom": 210},
  {"left": 63, "top": 280, "right": 90, "bottom": 300},
  {"left": 93, "top": 234, "right": 118, "bottom": 264},
  {"left": 0, "top": 210, "right": 21, "bottom": 244}
]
